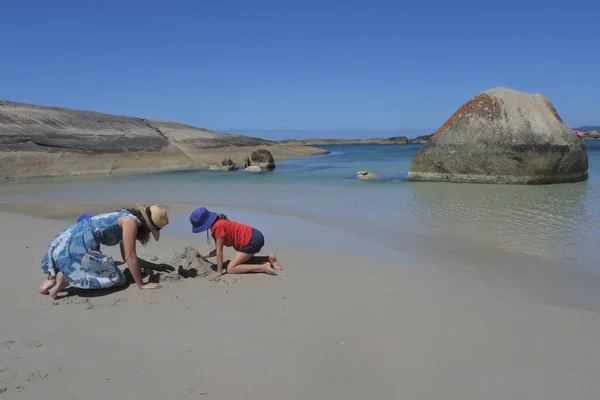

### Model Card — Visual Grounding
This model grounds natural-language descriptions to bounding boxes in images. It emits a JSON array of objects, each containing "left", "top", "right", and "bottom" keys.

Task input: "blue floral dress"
[{"left": 40, "top": 210, "right": 141, "bottom": 289}]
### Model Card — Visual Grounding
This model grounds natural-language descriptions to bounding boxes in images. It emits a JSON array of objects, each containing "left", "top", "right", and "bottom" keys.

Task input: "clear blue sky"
[{"left": 1, "top": 0, "right": 598, "bottom": 139}]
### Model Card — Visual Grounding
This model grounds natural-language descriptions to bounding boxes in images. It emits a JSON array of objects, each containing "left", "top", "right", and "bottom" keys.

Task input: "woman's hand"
[
  {"left": 200, "top": 253, "right": 210, "bottom": 259},
  {"left": 119, "top": 217, "right": 146, "bottom": 288},
  {"left": 139, "top": 283, "right": 161, "bottom": 290}
]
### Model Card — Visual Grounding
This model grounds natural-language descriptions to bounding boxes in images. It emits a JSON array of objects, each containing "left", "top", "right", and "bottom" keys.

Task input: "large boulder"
[
  {"left": 249, "top": 149, "right": 275, "bottom": 171},
  {"left": 408, "top": 87, "right": 589, "bottom": 184}
]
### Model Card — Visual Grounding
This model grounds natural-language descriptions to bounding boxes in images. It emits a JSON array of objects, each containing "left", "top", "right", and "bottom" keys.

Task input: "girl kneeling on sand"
[
  {"left": 189, "top": 207, "right": 283, "bottom": 277},
  {"left": 39, "top": 204, "right": 169, "bottom": 299}
]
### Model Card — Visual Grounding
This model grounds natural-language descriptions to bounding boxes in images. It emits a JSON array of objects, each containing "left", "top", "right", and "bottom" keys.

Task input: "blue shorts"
[{"left": 238, "top": 229, "right": 264, "bottom": 255}]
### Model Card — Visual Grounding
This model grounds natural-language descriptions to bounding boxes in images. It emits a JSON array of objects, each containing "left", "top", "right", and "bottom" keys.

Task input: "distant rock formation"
[
  {"left": 248, "top": 149, "right": 275, "bottom": 171},
  {"left": 242, "top": 156, "right": 251, "bottom": 168},
  {"left": 280, "top": 135, "right": 432, "bottom": 146},
  {"left": 574, "top": 125, "right": 600, "bottom": 132},
  {"left": 209, "top": 158, "right": 239, "bottom": 171},
  {"left": 0, "top": 100, "right": 327, "bottom": 180},
  {"left": 408, "top": 87, "right": 589, "bottom": 184},
  {"left": 357, "top": 171, "right": 380, "bottom": 180}
]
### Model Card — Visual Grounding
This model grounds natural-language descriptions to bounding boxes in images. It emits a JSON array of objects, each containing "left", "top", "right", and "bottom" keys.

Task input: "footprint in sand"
[
  {"left": 0, "top": 387, "right": 7, "bottom": 393},
  {"left": 24, "top": 370, "right": 47, "bottom": 382},
  {"left": 0, "top": 369, "right": 17, "bottom": 385},
  {"left": 1, "top": 341, "right": 43, "bottom": 349},
  {"left": 180, "top": 388, "right": 207, "bottom": 396}
]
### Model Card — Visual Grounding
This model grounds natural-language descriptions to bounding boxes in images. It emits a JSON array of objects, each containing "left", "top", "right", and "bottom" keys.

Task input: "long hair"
[
  {"left": 206, "top": 213, "right": 228, "bottom": 244},
  {"left": 124, "top": 208, "right": 151, "bottom": 246},
  {"left": 216, "top": 213, "right": 228, "bottom": 221}
]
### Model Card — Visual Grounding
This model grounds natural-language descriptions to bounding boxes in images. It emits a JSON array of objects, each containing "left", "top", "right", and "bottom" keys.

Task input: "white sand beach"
[{"left": 1, "top": 204, "right": 600, "bottom": 399}]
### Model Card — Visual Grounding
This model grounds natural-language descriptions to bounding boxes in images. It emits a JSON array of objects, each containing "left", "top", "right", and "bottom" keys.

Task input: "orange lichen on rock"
[{"left": 432, "top": 93, "right": 502, "bottom": 139}]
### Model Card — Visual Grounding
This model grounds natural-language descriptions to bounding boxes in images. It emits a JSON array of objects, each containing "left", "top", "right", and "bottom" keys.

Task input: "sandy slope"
[{"left": 1, "top": 207, "right": 600, "bottom": 399}]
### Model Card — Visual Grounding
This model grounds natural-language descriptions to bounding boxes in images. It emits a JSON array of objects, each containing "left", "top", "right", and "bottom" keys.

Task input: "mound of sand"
[{"left": 161, "top": 246, "right": 212, "bottom": 282}]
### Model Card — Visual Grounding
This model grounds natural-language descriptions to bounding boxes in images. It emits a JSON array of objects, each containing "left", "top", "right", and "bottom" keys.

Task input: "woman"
[
  {"left": 189, "top": 207, "right": 283, "bottom": 277},
  {"left": 39, "top": 204, "right": 169, "bottom": 299}
]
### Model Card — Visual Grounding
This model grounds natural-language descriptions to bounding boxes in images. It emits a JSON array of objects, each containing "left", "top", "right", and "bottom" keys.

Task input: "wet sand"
[{"left": 2, "top": 206, "right": 600, "bottom": 399}]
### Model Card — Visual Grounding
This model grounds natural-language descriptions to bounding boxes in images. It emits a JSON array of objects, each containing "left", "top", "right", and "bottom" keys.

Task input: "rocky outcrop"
[
  {"left": 0, "top": 101, "right": 269, "bottom": 154},
  {"left": 408, "top": 87, "right": 589, "bottom": 184},
  {"left": 0, "top": 100, "right": 327, "bottom": 180},
  {"left": 357, "top": 171, "right": 380, "bottom": 180},
  {"left": 209, "top": 158, "right": 239, "bottom": 171},
  {"left": 248, "top": 149, "right": 275, "bottom": 171},
  {"left": 243, "top": 165, "right": 263, "bottom": 173}
]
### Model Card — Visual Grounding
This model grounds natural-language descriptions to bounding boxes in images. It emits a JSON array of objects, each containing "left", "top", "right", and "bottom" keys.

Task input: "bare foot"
[
  {"left": 39, "top": 277, "right": 56, "bottom": 295},
  {"left": 49, "top": 273, "right": 69, "bottom": 299},
  {"left": 269, "top": 254, "right": 283, "bottom": 271},
  {"left": 263, "top": 263, "right": 277, "bottom": 275}
]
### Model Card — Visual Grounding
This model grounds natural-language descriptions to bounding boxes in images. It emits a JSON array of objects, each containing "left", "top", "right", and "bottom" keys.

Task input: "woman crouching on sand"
[
  {"left": 189, "top": 207, "right": 283, "bottom": 277},
  {"left": 39, "top": 204, "right": 169, "bottom": 299}
]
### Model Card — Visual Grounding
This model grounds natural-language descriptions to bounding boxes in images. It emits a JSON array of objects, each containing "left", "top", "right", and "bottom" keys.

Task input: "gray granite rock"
[
  {"left": 408, "top": 87, "right": 589, "bottom": 184},
  {"left": 209, "top": 158, "right": 239, "bottom": 171},
  {"left": 0, "top": 100, "right": 271, "bottom": 154},
  {"left": 249, "top": 149, "right": 275, "bottom": 171}
]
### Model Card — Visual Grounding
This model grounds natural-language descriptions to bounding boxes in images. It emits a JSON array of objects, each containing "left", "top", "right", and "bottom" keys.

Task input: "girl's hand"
[
  {"left": 200, "top": 253, "right": 209, "bottom": 259},
  {"left": 139, "top": 283, "right": 161, "bottom": 290}
]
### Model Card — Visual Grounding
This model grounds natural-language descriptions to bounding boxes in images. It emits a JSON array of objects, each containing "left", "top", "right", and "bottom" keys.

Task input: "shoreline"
[
  {"left": 0, "top": 200, "right": 402, "bottom": 263},
  {"left": 2, "top": 207, "right": 600, "bottom": 398},
  {"left": 0, "top": 143, "right": 329, "bottom": 182},
  {"left": 4, "top": 199, "right": 600, "bottom": 314}
]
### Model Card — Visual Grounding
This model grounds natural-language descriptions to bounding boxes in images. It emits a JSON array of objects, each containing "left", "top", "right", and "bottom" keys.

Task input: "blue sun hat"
[
  {"left": 77, "top": 213, "right": 93, "bottom": 223},
  {"left": 190, "top": 207, "right": 218, "bottom": 233}
]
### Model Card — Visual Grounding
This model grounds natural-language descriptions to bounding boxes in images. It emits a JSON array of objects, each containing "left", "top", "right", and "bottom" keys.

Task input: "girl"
[
  {"left": 189, "top": 207, "right": 283, "bottom": 277},
  {"left": 40, "top": 204, "right": 169, "bottom": 299}
]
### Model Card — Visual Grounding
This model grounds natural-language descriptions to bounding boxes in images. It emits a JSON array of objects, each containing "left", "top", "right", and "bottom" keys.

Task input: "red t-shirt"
[{"left": 210, "top": 219, "right": 253, "bottom": 250}]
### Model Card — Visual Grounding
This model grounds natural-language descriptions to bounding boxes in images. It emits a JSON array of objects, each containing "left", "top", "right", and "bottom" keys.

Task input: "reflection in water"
[{"left": 407, "top": 181, "right": 594, "bottom": 264}]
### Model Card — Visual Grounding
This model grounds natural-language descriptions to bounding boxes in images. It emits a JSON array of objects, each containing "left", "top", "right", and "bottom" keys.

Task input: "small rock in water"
[{"left": 357, "top": 170, "right": 380, "bottom": 180}]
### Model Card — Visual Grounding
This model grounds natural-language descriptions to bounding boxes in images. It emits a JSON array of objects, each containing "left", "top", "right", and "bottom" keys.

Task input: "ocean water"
[{"left": 2, "top": 142, "right": 600, "bottom": 310}]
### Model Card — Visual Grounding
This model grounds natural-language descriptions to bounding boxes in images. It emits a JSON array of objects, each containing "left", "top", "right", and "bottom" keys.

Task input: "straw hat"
[{"left": 136, "top": 204, "right": 169, "bottom": 241}]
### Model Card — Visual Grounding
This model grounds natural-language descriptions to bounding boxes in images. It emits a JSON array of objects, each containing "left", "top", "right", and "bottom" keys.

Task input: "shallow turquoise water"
[{"left": 2, "top": 142, "right": 600, "bottom": 309}]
